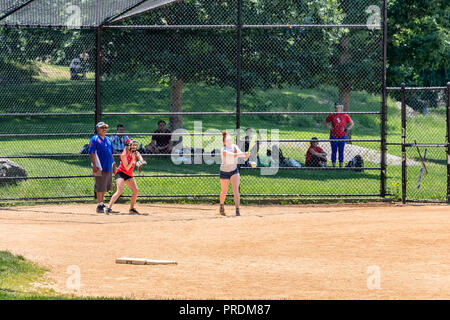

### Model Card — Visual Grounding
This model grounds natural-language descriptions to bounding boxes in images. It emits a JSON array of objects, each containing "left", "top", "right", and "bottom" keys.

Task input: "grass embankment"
[{"left": 0, "top": 251, "right": 121, "bottom": 300}]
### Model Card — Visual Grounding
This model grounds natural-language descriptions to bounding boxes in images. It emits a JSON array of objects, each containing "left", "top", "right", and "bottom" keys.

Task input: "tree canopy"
[{"left": 387, "top": 0, "right": 449, "bottom": 86}]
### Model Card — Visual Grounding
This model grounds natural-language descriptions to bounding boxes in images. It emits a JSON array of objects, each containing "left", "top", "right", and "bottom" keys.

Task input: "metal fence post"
[
  {"left": 401, "top": 83, "right": 406, "bottom": 204},
  {"left": 380, "top": 0, "right": 388, "bottom": 198},
  {"left": 95, "top": 26, "right": 102, "bottom": 126},
  {"left": 235, "top": 0, "right": 242, "bottom": 141},
  {"left": 447, "top": 82, "right": 450, "bottom": 204}
]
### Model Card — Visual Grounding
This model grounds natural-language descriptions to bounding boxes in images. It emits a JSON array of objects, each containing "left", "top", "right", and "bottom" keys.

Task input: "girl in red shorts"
[{"left": 104, "top": 139, "right": 146, "bottom": 215}]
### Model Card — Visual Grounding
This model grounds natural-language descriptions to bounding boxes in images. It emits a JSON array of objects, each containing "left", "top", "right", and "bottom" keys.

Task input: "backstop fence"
[{"left": 0, "top": 0, "right": 448, "bottom": 204}]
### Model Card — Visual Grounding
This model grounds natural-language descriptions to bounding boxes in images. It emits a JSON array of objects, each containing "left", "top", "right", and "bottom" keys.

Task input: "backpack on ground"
[{"left": 345, "top": 155, "right": 364, "bottom": 172}]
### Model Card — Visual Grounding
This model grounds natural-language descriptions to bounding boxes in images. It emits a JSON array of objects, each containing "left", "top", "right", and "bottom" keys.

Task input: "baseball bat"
[
  {"left": 414, "top": 140, "right": 428, "bottom": 176},
  {"left": 247, "top": 130, "right": 259, "bottom": 168}
]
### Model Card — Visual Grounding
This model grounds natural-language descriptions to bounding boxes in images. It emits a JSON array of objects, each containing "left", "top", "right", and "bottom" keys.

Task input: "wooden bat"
[
  {"left": 247, "top": 130, "right": 259, "bottom": 168},
  {"left": 414, "top": 140, "right": 428, "bottom": 176}
]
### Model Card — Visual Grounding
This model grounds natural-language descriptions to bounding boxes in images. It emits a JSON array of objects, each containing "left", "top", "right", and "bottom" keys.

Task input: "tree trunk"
[
  {"left": 338, "top": 84, "right": 351, "bottom": 112},
  {"left": 338, "top": 37, "right": 353, "bottom": 143},
  {"left": 169, "top": 75, "right": 183, "bottom": 132},
  {"left": 339, "top": 84, "right": 352, "bottom": 143}
]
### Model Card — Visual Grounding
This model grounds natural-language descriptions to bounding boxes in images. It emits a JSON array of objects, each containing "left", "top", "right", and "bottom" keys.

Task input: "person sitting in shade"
[
  {"left": 145, "top": 120, "right": 173, "bottom": 154},
  {"left": 110, "top": 124, "right": 130, "bottom": 154},
  {"left": 305, "top": 137, "right": 327, "bottom": 167}
]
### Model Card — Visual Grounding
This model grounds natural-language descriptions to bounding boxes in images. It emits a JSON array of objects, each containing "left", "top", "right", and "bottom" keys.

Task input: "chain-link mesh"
[
  {"left": 386, "top": 87, "right": 449, "bottom": 202},
  {"left": 0, "top": 1, "right": 29, "bottom": 16},
  {"left": 405, "top": 147, "right": 447, "bottom": 201},
  {"left": 0, "top": 0, "right": 166, "bottom": 27},
  {"left": 403, "top": 88, "right": 447, "bottom": 202},
  {"left": 114, "top": 0, "right": 238, "bottom": 26},
  {"left": 7, "top": 1, "right": 446, "bottom": 204},
  {"left": 242, "top": 0, "right": 382, "bottom": 25}
]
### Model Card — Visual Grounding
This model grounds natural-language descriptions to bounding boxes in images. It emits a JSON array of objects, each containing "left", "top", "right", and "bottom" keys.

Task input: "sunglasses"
[{"left": 99, "top": 127, "right": 108, "bottom": 129}]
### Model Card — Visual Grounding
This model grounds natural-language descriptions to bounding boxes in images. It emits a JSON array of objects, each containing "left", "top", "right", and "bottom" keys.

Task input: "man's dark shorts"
[{"left": 94, "top": 171, "right": 113, "bottom": 192}]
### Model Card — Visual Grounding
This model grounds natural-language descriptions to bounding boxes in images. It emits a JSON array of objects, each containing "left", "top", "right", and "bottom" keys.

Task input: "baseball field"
[{"left": 1, "top": 203, "right": 449, "bottom": 299}]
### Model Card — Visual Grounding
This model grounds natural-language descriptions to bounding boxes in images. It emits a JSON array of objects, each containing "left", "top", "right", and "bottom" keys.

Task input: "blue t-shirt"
[{"left": 89, "top": 135, "right": 114, "bottom": 172}]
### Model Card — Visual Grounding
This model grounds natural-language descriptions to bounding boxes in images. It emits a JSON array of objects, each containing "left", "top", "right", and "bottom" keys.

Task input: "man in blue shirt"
[{"left": 89, "top": 122, "right": 116, "bottom": 213}]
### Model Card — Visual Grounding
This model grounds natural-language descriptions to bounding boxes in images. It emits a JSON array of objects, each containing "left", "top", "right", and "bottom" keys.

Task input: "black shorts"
[
  {"left": 220, "top": 168, "right": 239, "bottom": 180},
  {"left": 115, "top": 171, "right": 133, "bottom": 181}
]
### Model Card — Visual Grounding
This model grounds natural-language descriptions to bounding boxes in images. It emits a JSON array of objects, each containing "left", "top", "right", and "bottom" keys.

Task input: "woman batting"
[
  {"left": 104, "top": 139, "right": 146, "bottom": 215},
  {"left": 219, "top": 131, "right": 249, "bottom": 216}
]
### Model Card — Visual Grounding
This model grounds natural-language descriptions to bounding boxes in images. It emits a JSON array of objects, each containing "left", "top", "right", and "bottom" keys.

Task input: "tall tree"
[{"left": 387, "top": 0, "right": 449, "bottom": 86}]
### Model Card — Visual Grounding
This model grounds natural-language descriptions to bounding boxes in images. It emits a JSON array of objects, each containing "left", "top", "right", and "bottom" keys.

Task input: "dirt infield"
[{"left": 0, "top": 203, "right": 449, "bottom": 299}]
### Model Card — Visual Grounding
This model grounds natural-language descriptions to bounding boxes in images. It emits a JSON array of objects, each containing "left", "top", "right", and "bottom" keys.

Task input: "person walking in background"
[
  {"left": 324, "top": 102, "right": 354, "bottom": 168},
  {"left": 79, "top": 49, "right": 89, "bottom": 79},
  {"left": 110, "top": 124, "right": 129, "bottom": 154},
  {"left": 219, "top": 131, "right": 249, "bottom": 217},
  {"left": 89, "top": 122, "right": 116, "bottom": 213}
]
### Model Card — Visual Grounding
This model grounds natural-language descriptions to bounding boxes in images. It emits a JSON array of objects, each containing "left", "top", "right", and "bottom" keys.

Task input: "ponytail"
[{"left": 222, "top": 130, "right": 227, "bottom": 145}]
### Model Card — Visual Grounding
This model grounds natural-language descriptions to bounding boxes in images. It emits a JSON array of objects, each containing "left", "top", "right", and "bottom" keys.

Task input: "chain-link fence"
[
  {"left": 386, "top": 85, "right": 450, "bottom": 203},
  {"left": 3, "top": 0, "right": 447, "bottom": 204}
]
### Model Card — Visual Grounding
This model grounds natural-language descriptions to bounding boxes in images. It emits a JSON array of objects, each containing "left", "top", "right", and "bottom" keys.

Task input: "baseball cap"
[
  {"left": 334, "top": 101, "right": 344, "bottom": 107},
  {"left": 96, "top": 122, "right": 109, "bottom": 128}
]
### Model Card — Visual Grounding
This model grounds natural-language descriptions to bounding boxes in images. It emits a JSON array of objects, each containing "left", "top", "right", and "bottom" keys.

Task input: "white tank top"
[{"left": 220, "top": 144, "right": 242, "bottom": 172}]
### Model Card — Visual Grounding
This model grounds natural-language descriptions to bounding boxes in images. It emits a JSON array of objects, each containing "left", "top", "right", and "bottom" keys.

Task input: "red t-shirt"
[
  {"left": 325, "top": 114, "right": 352, "bottom": 137},
  {"left": 116, "top": 150, "right": 136, "bottom": 177},
  {"left": 306, "top": 146, "right": 324, "bottom": 164}
]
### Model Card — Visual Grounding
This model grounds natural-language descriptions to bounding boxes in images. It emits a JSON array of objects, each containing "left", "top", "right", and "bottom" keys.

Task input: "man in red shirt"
[
  {"left": 324, "top": 102, "right": 354, "bottom": 167},
  {"left": 306, "top": 137, "right": 327, "bottom": 167}
]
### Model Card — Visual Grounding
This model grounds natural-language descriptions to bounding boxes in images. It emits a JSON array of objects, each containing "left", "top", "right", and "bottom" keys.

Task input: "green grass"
[
  {"left": 0, "top": 251, "right": 123, "bottom": 300},
  {"left": 0, "top": 63, "right": 447, "bottom": 202},
  {"left": 0, "top": 251, "right": 48, "bottom": 299}
]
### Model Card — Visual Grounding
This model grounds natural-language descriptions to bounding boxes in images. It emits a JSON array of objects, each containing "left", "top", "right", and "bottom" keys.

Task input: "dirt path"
[{"left": 0, "top": 203, "right": 449, "bottom": 299}]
